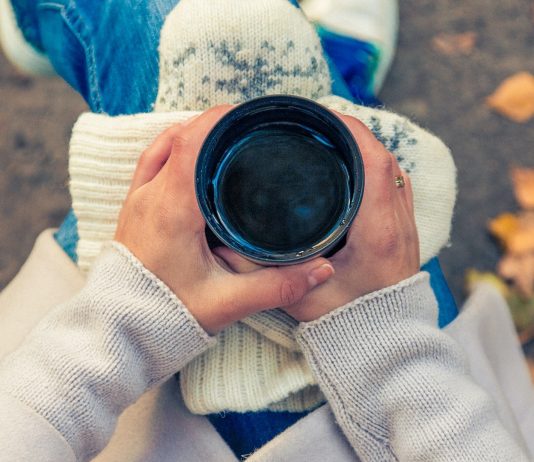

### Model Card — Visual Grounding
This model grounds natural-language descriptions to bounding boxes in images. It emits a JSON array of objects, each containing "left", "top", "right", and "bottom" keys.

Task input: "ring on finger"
[{"left": 394, "top": 175, "right": 406, "bottom": 188}]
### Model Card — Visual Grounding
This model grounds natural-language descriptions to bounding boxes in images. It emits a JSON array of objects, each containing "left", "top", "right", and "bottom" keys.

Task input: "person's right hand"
[
  {"left": 214, "top": 113, "right": 421, "bottom": 323},
  {"left": 114, "top": 106, "right": 335, "bottom": 334}
]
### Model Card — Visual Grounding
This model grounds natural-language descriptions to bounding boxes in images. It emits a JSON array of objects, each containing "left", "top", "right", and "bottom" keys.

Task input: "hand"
[
  {"left": 214, "top": 113, "right": 420, "bottom": 322},
  {"left": 114, "top": 106, "right": 335, "bottom": 334}
]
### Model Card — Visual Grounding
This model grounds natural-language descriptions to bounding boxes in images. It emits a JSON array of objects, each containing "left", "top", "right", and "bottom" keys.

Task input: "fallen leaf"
[
  {"left": 481, "top": 165, "right": 534, "bottom": 350},
  {"left": 489, "top": 211, "right": 534, "bottom": 254},
  {"left": 488, "top": 213, "right": 519, "bottom": 248},
  {"left": 432, "top": 32, "right": 477, "bottom": 55},
  {"left": 498, "top": 252, "right": 534, "bottom": 298},
  {"left": 486, "top": 72, "right": 534, "bottom": 123},
  {"left": 512, "top": 167, "right": 534, "bottom": 209},
  {"left": 465, "top": 268, "right": 510, "bottom": 297}
]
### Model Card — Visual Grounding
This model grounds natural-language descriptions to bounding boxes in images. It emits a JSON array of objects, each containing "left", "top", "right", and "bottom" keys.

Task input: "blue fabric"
[
  {"left": 317, "top": 26, "right": 382, "bottom": 107},
  {"left": 53, "top": 209, "right": 78, "bottom": 263},
  {"left": 422, "top": 257, "right": 458, "bottom": 328},
  {"left": 208, "top": 409, "right": 310, "bottom": 459}
]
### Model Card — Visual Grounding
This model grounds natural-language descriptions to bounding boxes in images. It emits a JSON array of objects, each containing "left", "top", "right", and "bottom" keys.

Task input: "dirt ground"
[{"left": 2, "top": 0, "right": 534, "bottom": 305}]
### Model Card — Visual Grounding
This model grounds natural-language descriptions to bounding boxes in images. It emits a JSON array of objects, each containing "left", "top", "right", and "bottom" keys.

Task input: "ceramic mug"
[{"left": 195, "top": 95, "right": 364, "bottom": 265}]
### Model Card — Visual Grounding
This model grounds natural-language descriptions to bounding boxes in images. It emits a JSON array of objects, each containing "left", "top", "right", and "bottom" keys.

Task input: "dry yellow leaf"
[
  {"left": 465, "top": 269, "right": 509, "bottom": 296},
  {"left": 432, "top": 32, "right": 477, "bottom": 56},
  {"left": 512, "top": 167, "right": 534, "bottom": 209},
  {"left": 487, "top": 72, "right": 534, "bottom": 123},
  {"left": 489, "top": 212, "right": 534, "bottom": 254},
  {"left": 488, "top": 213, "right": 519, "bottom": 247}
]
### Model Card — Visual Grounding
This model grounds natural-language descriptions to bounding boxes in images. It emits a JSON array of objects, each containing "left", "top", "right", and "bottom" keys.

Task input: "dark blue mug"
[{"left": 195, "top": 95, "right": 364, "bottom": 265}]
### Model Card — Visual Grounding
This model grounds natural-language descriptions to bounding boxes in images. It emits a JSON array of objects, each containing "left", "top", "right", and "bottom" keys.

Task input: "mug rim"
[{"left": 195, "top": 95, "right": 365, "bottom": 265}]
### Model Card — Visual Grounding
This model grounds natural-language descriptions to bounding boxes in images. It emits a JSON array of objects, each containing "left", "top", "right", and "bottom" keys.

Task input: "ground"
[{"left": 1, "top": 0, "right": 534, "bottom": 306}]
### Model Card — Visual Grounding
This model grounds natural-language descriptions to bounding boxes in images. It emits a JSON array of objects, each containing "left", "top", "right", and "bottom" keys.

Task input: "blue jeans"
[
  {"left": 13, "top": 0, "right": 176, "bottom": 114},
  {"left": 13, "top": 0, "right": 457, "bottom": 457}
]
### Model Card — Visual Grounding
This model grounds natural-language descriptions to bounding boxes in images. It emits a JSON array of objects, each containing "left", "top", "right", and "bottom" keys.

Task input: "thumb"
[
  {"left": 212, "top": 246, "right": 263, "bottom": 273},
  {"left": 217, "top": 258, "right": 335, "bottom": 321}
]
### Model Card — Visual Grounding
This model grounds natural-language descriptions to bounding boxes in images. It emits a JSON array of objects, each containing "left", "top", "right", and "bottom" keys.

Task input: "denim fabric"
[
  {"left": 53, "top": 208, "right": 78, "bottom": 263},
  {"left": 13, "top": 0, "right": 177, "bottom": 114}
]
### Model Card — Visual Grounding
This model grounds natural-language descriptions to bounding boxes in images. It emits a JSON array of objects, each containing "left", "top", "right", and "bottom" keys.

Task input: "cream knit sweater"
[{"left": 68, "top": 0, "right": 456, "bottom": 414}]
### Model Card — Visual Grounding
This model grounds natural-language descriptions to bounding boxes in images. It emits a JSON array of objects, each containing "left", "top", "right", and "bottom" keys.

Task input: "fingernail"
[{"left": 308, "top": 263, "right": 335, "bottom": 288}]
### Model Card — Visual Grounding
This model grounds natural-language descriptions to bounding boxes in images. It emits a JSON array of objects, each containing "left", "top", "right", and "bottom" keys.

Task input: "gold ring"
[{"left": 395, "top": 175, "right": 405, "bottom": 188}]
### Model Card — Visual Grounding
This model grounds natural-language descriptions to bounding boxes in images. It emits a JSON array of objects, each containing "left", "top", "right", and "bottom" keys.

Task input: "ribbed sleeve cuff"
[
  {"left": 296, "top": 272, "right": 435, "bottom": 341},
  {"left": 108, "top": 241, "right": 216, "bottom": 369},
  {"left": 0, "top": 243, "right": 215, "bottom": 461}
]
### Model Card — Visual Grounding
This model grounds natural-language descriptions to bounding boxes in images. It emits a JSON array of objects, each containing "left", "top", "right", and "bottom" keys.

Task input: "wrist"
[{"left": 296, "top": 271, "right": 434, "bottom": 333}]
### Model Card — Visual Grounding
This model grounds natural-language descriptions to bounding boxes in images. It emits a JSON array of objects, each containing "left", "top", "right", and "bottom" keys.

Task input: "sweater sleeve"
[
  {"left": 0, "top": 243, "right": 215, "bottom": 462},
  {"left": 295, "top": 272, "right": 529, "bottom": 461}
]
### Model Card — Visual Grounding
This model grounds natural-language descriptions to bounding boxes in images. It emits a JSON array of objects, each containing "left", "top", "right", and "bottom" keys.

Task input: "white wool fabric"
[
  {"left": 68, "top": 0, "right": 456, "bottom": 414},
  {"left": 154, "top": 0, "right": 332, "bottom": 111}
]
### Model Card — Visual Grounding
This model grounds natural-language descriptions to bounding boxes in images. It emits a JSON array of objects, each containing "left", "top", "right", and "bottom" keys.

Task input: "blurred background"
[{"left": 1, "top": 0, "right": 534, "bottom": 309}]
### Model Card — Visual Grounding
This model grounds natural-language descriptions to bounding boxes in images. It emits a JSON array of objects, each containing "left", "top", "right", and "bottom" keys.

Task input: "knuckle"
[
  {"left": 374, "top": 223, "right": 401, "bottom": 258},
  {"left": 278, "top": 278, "right": 305, "bottom": 306},
  {"left": 166, "top": 123, "right": 184, "bottom": 134},
  {"left": 138, "top": 148, "right": 151, "bottom": 166},
  {"left": 161, "top": 123, "right": 185, "bottom": 141},
  {"left": 279, "top": 280, "right": 297, "bottom": 306},
  {"left": 171, "top": 133, "right": 191, "bottom": 154},
  {"left": 376, "top": 152, "right": 395, "bottom": 175},
  {"left": 135, "top": 149, "right": 156, "bottom": 175},
  {"left": 339, "top": 113, "right": 367, "bottom": 132}
]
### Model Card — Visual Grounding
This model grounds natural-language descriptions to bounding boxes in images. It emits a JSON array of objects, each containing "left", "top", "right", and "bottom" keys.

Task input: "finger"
[
  {"left": 389, "top": 155, "right": 414, "bottom": 219},
  {"left": 129, "top": 123, "right": 187, "bottom": 193},
  {"left": 216, "top": 258, "right": 335, "bottom": 319},
  {"left": 212, "top": 246, "right": 263, "bottom": 273},
  {"left": 165, "top": 105, "right": 234, "bottom": 196},
  {"left": 390, "top": 152, "right": 408, "bottom": 201},
  {"left": 333, "top": 111, "right": 393, "bottom": 170},
  {"left": 341, "top": 147, "right": 398, "bottom": 256},
  {"left": 333, "top": 113, "right": 398, "bottom": 203},
  {"left": 151, "top": 106, "right": 234, "bottom": 230}
]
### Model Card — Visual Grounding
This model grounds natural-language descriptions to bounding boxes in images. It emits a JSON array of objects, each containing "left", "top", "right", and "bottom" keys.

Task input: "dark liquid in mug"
[{"left": 213, "top": 124, "right": 351, "bottom": 253}]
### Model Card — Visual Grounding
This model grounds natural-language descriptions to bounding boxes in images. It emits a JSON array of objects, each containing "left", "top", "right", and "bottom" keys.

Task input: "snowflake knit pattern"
[{"left": 68, "top": 0, "right": 456, "bottom": 414}]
